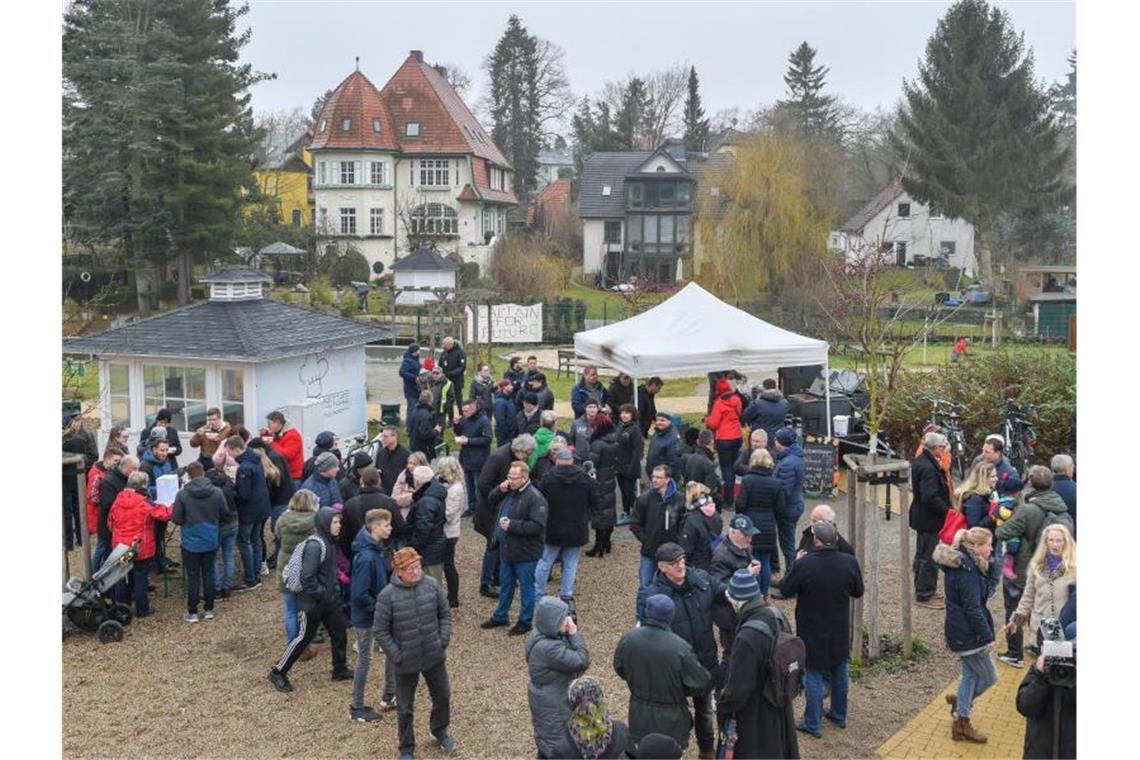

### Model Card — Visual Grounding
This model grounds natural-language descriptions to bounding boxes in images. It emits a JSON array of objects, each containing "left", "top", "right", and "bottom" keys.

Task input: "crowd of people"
[{"left": 62, "top": 342, "right": 1076, "bottom": 759}]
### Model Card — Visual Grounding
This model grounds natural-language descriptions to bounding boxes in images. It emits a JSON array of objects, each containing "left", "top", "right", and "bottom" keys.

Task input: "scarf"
[
  {"left": 1045, "top": 554, "right": 1064, "bottom": 574},
  {"left": 567, "top": 677, "right": 613, "bottom": 760}
]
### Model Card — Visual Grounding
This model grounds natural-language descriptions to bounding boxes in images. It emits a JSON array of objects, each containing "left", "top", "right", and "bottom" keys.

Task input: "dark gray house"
[{"left": 578, "top": 148, "right": 695, "bottom": 286}]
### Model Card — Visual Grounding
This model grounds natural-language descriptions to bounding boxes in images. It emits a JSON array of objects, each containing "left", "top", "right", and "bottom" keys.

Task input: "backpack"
[
  {"left": 740, "top": 605, "right": 806, "bottom": 708},
  {"left": 281, "top": 535, "right": 325, "bottom": 593},
  {"left": 1039, "top": 510, "right": 1075, "bottom": 539}
]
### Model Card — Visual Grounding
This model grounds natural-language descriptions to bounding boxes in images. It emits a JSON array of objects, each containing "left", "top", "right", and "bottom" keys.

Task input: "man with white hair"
[
  {"left": 796, "top": 505, "right": 855, "bottom": 558},
  {"left": 734, "top": 429, "right": 769, "bottom": 477},
  {"left": 910, "top": 432, "right": 950, "bottom": 609},
  {"left": 1050, "top": 454, "right": 1076, "bottom": 530}
]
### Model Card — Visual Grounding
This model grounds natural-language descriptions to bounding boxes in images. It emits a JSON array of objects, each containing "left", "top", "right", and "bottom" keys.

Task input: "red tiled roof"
[
  {"left": 470, "top": 156, "right": 517, "bottom": 205},
  {"left": 309, "top": 71, "right": 399, "bottom": 151},
  {"left": 531, "top": 178, "right": 573, "bottom": 225},
  {"left": 456, "top": 184, "right": 480, "bottom": 201}
]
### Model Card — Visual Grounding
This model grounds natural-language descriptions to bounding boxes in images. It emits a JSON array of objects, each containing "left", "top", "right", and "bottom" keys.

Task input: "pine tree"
[
  {"left": 615, "top": 77, "right": 651, "bottom": 149},
  {"left": 777, "top": 42, "right": 841, "bottom": 140},
  {"left": 891, "top": 0, "right": 1071, "bottom": 279},
  {"left": 682, "top": 65, "right": 710, "bottom": 152},
  {"left": 488, "top": 15, "right": 542, "bottom": 192},
  {"left": 1049, "top": 50, "right": 1076, "bottom": 135}
]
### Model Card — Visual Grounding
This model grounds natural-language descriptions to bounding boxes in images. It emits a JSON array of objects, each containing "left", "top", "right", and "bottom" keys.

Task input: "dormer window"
[
  {"left": 406, "top": 122, "right": 420, "bottom": 137},
  {"left": 372, "top": 118, "right": 382, "bottom": 133},
  {"left": 319, "top": 119, "right": 327, "bottom": 133},
  {"left": 341, "top": 117, "right": 352, "bottom": 132},
  {"left": 897, "top": 202, "right": 911, "bottom": 218},
  {"left": 602, "top": 185, "right": 612, "bottom": 196}
]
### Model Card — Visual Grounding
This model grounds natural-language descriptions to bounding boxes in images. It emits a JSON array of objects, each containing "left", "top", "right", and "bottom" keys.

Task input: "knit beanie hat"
[
  {"left": 775, "top": 427, "right": 797, "bottom": 446},
  {"left": 645, "top": 594, "right": 676, "bottom": 624},
  {"left": 728, "top": 568, "right": 761, "bottom": 601},
  {"left": 314, "top": 451, "right": 339, "bottom": 473}
]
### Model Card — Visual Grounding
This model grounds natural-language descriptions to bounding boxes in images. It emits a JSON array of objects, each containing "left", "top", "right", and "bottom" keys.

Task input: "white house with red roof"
[
  {"left": 828, "top": 179, "right": 977, "bottom": 275},
  {"left": 310, "top": 51, "right": 517, "bottom": 276}
]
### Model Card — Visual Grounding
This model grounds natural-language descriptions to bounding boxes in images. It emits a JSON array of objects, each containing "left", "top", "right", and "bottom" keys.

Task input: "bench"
[{"left": 557, "top": 348, "right": 577, "bottom": 379}]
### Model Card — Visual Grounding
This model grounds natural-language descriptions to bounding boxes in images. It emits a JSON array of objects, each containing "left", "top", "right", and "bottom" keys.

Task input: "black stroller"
[{"left": 62, "top": 541, "right": 139, "bottom": 643}]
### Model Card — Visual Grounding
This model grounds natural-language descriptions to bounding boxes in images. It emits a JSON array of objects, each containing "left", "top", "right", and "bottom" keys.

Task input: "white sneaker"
[
  {"left": 183, "top": 612, "right": 200, "bottom": 624},
  {"left": 203, "top": 610, "right": 215, "bottom": 621},
  {"left": 260, "top": 562, "right": 270, "bottom": 577}
]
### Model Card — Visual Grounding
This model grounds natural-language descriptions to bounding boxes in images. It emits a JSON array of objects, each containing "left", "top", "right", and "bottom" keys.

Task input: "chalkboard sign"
[{"left": 802, "top": 442, "right": 837, "bottom": 496}]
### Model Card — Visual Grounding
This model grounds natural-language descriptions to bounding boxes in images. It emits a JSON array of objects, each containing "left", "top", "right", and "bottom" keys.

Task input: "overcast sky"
[{"left": 240, "top": 0, "right": 1075, "bottom": 130}]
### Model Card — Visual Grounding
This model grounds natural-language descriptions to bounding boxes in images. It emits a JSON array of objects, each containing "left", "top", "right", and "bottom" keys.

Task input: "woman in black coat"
[
  {"left": 612, "top": 405, "right": 643, "bottom": 519},
  {"left": 587, "top": 415, "right": 618, "bottom": 556},
  {"left": 735, "top": 448, "right": 785, "bottom": 596},
  {"left": 1016, "top": 655, "right": 1076, "bottom": 759}
]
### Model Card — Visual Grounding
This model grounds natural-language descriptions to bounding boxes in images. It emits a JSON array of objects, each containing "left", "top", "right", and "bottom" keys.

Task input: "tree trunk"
[{"left": 176, "top": 250, "right": 191, "bottom": 305}]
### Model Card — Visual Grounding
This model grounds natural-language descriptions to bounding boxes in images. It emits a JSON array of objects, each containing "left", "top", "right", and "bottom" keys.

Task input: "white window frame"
[
  {"left": 317, "top": 161, "right": 327, "bottom": 186},
  {"left": 406, "top": 122, "right": 420, "bottom": 137},
  {"left": 370, "top": 207, "right": 384, "bottom": 235},
  {"left": 339, "top": 161, "right": 356, "bottom": 185},
  {"left": 410, "top": 203, "right": 458, "bottom": 235},
  {"left": 369, "top": 160, "right": 387, "bottom": 186},
  {"left": 142, "top": 364, "right": 208, "bottom": 432},
  {"left": 419, "top": 159, "right": 449, "bottom": 188},
  {"left": 318, "top": 207, "right": 328, "bottom": 233},
  {"left": 341, "top": 117, "right": 352, "bottom": 132},
  {"left": 340, "top": 207, "right": 356, "bottom": 235},
  {"left": 372, "top": 117, "right": 382, "bottom": 133},
  {"left": 107, "top": 363, "right": 130, "bottom": 428}
]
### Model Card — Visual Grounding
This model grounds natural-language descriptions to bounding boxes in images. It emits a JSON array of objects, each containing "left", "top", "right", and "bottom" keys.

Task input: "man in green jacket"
[
  {"left": 613, "top": 594, "right": 711, "bottom": 751},
  {"left": 994, "top": 465, "right": 1071, "bottom": 668}
]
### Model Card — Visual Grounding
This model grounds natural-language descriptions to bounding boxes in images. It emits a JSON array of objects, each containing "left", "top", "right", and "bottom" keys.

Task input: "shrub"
[
  {"left": 309, "top": 277, "right": 335, "bottom": 308},
  {"left": 489, "top": 234, "right": 569, "bottom": 300},
  {"left": 326, "top": 248, "right": 370, "bottom": 287}
]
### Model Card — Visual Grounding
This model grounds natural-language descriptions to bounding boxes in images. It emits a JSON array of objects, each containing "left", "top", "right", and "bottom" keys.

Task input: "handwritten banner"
[{"left": 466, "top": 303, "right": 543, "bottom": 343}]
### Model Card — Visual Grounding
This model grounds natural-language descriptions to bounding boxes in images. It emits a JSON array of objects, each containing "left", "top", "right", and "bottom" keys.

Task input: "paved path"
[{"left": 877, "top": 658, "right": 1027, "bottom": 758}]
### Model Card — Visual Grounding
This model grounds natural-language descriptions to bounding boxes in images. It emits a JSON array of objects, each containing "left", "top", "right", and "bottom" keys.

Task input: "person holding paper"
[{"left": 189, "top": 408, "right": 232, "bottom": 470}]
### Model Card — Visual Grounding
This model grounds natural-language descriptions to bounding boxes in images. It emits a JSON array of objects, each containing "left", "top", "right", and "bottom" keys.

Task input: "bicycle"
[
  {"left": 1000, "top": 399, "right": 1038, "bottom": 477},
  {"left": 924, "top": 396, "right": 969, "bottom": 481}
]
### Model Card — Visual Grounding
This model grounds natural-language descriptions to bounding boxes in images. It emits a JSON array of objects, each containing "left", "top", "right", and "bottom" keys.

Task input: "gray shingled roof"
[
  {"left": 199, "top": 267, "right": 273, "bottom": 283},
  {"left": 391, "top": 246, "right": 458, "bottom": 272},
  {"left": 839, "top": 179, "right": 903, "bottom": 233},
  {"left": 578, "top": 151, "right": 653, "bottom": 218},
  {"left": 63, "top": 298, "right": 391, "bottom": 362}
]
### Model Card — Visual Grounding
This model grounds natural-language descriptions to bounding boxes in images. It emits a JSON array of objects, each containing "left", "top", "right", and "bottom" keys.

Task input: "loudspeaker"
[
  {"left": 779, "top": 365, "right": 823, "bottom": 396},
  {"left": 788, "top": 393, "right": 855, "bottom": 437}
]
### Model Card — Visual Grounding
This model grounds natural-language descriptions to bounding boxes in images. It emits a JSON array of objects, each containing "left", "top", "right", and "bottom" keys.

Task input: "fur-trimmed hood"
[{"left": 933, "top": 542, "right": 963, "bottom": 569}]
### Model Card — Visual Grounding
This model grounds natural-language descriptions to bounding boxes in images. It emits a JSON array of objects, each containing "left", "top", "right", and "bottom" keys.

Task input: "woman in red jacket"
[
  {"left": 108, "top": 471, "right": 173, "bottom": 616},
  {"left": 706, "top": 377, "right": 744, "bottom": 509}
]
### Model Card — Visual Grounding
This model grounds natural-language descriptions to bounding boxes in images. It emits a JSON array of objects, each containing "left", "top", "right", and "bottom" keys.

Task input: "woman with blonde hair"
[
  {"left": 735, "top": 447, "right": 785, "bottom": 596},
  {"left": 934, "top": 527, "right": 1002, "bottom": 744},
  {"left": 955, "top": 462, "right": 998, "bottom": 530},
  {"left": 433, "top": 455, "right": 466, "bottom": 608},
  {"left": 1005, "top": 524, "right": 1076, "bottom": 654},
  {"left": 274, "top": 489, "right": 320, "bottom": 654},
  {"left": 677, "top": 481, "right": 721, "bottom": 570}
]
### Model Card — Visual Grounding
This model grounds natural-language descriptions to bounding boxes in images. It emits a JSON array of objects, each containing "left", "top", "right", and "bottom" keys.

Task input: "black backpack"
[{"left": 740, "top": 605, "right": 806, "bottom": 708}]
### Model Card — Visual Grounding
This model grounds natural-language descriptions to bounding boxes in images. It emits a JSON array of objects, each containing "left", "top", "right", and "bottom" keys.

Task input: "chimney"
[
  {"left": 434, "top": 64, "right": 448, "bottom": 79},
  {"left": 410, "top": 50, "right": 423, "bottom": 62}
]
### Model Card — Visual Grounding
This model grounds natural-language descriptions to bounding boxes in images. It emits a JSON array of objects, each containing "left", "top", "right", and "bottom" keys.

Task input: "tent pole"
[{"left": 825, "top": 359, "right": 833, "bottom": 440}]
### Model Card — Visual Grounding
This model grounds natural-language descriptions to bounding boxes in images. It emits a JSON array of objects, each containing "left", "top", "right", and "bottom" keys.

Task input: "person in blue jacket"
[
  {"left": 349, "top": 508, "right": 397, "bottom": 722},
  {"left": 301, "top": 452, "right": 345, "bottom": 509},
  {"left": 139, "top": 437, "right": 178, "bottom": 571},
  {"left": 171, "top": 460, "right": 232, "bottom": 622},
  {"left": 493, "top": 379, "right": 518, "bottom": 448},
  {"left": 229, "top": 435, "right": 272, "bottom": 593},
  {"left": 454, "top": 397, "right": 493, "bottom": 517},
  {"left": 771, "top": 427, "right": 805, "bottom": 588},
  {"left": 571, "top": 366, "right": 609, "bottom": 418},
  {"left": 741, "top": 378, "right": 790, "bottom": 444},
  {"left": 399, "top": 343, "right": 422, "bottom": 437},
  {"left": 980, "top": 436, "right": 1023, "bottom": 496}
]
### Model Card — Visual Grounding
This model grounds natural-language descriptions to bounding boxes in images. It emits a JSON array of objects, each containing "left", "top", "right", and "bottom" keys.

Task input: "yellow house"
[{"left": 252, "top": 131, "right": 314, "bottom": 227}]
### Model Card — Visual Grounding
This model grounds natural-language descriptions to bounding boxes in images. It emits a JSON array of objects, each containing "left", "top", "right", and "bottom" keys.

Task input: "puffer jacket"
[
  {"left": 470, "top": 375, "right": 494, "bottom": 414},
  {"left": 588, "top": 431, "right": 618, "bottom": 530},
  {"left": 270, "top": 424, "right": 304, "bottom": 480},
  {"left": 108, "top": 487, "right": 173, "bottom": 561},
  {"left": 410, "top": 479, "right": 449, "bottom": 566},
  {"left": 995, "top": 488, "right": 1070, "bottom": 588},
  {"left": 525, "top": 597, "right": 591, "bottom": 757},
  {"left": 399, "top": 350, "right": 422, "bottom": 398},
  {"left": 539, "top": 464, "right": 597, "bottom": 546},
  {"left": 443, "top": 480, "right": 465, "bottom": 540},
  {"left": 488, "top": 481, "right": 549, "bottom": 563},
  {"left": 300, "top": 470, "right": 343, "bottom": 509},
  {"left": 706, "top": 389, "right": 743, "bottom": 442},
  {"left": 570, "top": 415, "right": 594, "bottom": 463},
  {"left": 410, "top": 402, "right": 441, "bottom": 457},
  {"left": 934, "top": 542, "right": 999, "bottom": 653},
  {"left": 774, "top": 442, "right": 806, "bottom": 517},
  {"left": 683, "top": 447, "right": 722, "bottom": 501},
  {"left": 613, "top": 419, "right": 643, "bottom": 478},
  {"left": 171, "top": 476, "right": 229, "bottom": 553},
  {"left": 737, "top": 466, "right": 786, "bottom": 554},
  {"left": 648, "top": 567, "right": 721, "bottom": 671},
  {"left": 296, "top": 507, "right": 341, "bottom": 611},
  {"left": 571, "top": 380, "right": 608, "bottom": 418},
  {"left": 678, "top": 506, "right": 723, "bottom": 571},
  {"left": 85, "top": 461, "right": 109, "bottom": 536},
  {"left": 493, "top": 392, "right": 517, "bottom": 448},
  {"left": 274, "top": 508, "right": 316, "bottom": 593},
  {"left": 646, "top": 424, "right": 683, "bottom": 480},
  {"left": 350, "top": 527, "right": 389, "bottom": 629},
  {"left": 630, "top": 480, "right": 684, "bottom": 559},
  {"left": 234, "top": 448, "right": 271, "bottom": 523},
  {"left": 207, "top": 469, "right": 238, "bottom": 530},
  {"left": 455, "top": 411, "right": 493, "bottom": 473},
  {"left": 372, "top": 572, "right": 452, "bottom": 675},
  {"left": 741, "top": 388, "right": 789, "bottom": 439}
]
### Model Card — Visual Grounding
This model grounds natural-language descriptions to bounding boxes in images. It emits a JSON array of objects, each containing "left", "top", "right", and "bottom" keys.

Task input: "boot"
[
  {"left": 945, "top": 693, "right": 957, "bottom": 718},
  {"left": 951, "top": 716, "right": 988, "bottom": 743},
  {"left": 585, "top": 531, "right": 604, "bottom": 557},
  {"left": 603, "top": 528, "right": 614, "bottom": 555}
]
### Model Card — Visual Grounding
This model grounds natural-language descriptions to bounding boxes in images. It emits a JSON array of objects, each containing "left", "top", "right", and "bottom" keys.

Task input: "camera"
[{"left": 1039, "top": 617, "right": 1076, "bottom": 688}]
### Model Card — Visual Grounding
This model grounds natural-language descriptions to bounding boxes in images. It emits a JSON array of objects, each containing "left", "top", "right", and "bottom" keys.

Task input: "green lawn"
[{"left": 558, "top": 280, "right": 670, "bottom": 319}]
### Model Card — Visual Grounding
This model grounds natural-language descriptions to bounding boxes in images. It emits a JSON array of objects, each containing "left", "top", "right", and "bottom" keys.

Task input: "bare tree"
[
  {"left": 533, "top": 38, "right": 575, "bottom": 141},
  {"left": 643, "top": 63, "right": 689, "bottom": 148},
  {"left": 254, "top": 106, "right": 310, "bottom": 166},
  {"left": 433, "top": 61, "right": 472, "bottom": 97}
]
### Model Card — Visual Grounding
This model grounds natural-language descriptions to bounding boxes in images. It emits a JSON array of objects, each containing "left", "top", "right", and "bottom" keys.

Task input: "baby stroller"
[{"left": 62, "top": 540, "right": 138, "bottom": 643}]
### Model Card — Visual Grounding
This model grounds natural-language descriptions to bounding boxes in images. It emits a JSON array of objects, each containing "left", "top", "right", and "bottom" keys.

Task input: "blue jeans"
[
  {"left": 238, "top": 522, "right": 263, "bottom": 587},
  {"left": 481, "top": 540, "right": 499, "bottom": 587},
  {"left": 776, "top": 507, "right": 803, "bottom": 574},
  {"left": 116, "top": 557, "right": 155, "bottom": 614},
  {"left": 534, "top": 545, "right": 582, "bottom": 600},
  {"left": 282, "top": 592, "right": 301, "bottom": 642},
  {"left": 214, "top": 525, "right": 238, "bottom": 591},
  {"left": 463, "top": 469, "right": 479, "bottom": 511},
  {"left": 92, "top": 536, "right": 111, "bottom": 573},
  {"left": 803, "top": 660, "right": 850, "bottom": 732},
  {"left": 716, "top": 438, "right": 742, "bottom": 506},
  {"left": 750, "top": 549, "right": 773, "bottom": 597},
  {"left": 492, "top": 555, "right": 538, "bottom": 625},
  {"left": 635, "top": 555, "right": 657, "bottom": 623},
  {"left": 405, "top": 396, "right": 418, "bottom": 436},
  {"left": 955, "top": 649, "right": 997, "bottom": 718}
]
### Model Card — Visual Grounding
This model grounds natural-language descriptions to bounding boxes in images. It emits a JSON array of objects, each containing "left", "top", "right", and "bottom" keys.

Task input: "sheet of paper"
[{"left": 156, "top": 473, "right": 180, "bottom": 505}]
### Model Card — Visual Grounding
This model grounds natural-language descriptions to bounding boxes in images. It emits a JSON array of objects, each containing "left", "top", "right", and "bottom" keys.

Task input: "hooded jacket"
[
  {"left": 910, "top": 448, "right": 950, "bottom": 533},
  {"left": 270, "top": 423, "right": 305, "bottom": 480},
  {"left": 350, "top": 526, "right": 390, "bottom": 629},
  {"left": 373, "top": 571, "right": 451, "bottom": 676},
  {"left": 588, "top": 430, "right": 619, "bottom": 530},
  {"left": 298, "top": 507, "right": 341, "bottom": 611},
  {"left": 934, "top": 542, "right": 999, "bottom": 652},
  {"left": 706, "top": 381, "right": 743, "bottom": 441},
  {"left": 493, "top": 390, "right": 518, "bottom": 448},
  {"left": 683, "top": 447, "right": 722, "bottom": 501},
  {"left": 234, "top": 448, "right": 272, "bottom": 523},
  {"left": 399, "top": 350, "right": 422, "bottom": 398},
  {"left": 206, "top": 470, "right": 238, "bottom": 529},
  {"left": 774, "top": 442, "right": 806, "bottom": 517},
  {"left": 108, "top": 487, "right": 173, "bottom": 561},
  {"left": 539, "top": 464, "right": 598, "bottom": 546},
  {"left": 646, "top": 423, "right": 683, "bottom": 481},
  {"left": 439, "top": 343, "right": 467, "bottom": 388},
  {"left": 995, "top": 489, "right": 1070, "bottom": 588},
  {"left": 171, "top": 476, "right": 230, "bottom": 553},
  {"left": 741, "top": 388, "right": 790, "bottom": 440},
  {"left": 410, "top": 479, "right": 449, "bottom": 566},
  {"left": 136, "top": 425, "right": 182, "bottom": 467},
  {"left": 571, "top": 379, "right": 609, "bottom": 418},
  {"left": 85, "top": 461, "right": 109, "bottom": 536},
  {"left": 410, "top": 402, "right": 441, "bottom": 457},
  {"left": 521, "top": 378, "right": 555, "bottom": 412},
  {"left": 274, "top": 508, "right": 316, "bottom": 593},
  {"left": 678, "top": 505, "right": 723, "bottom": 571},
  {"left": 300, "top": 470, "right": 343, "bottom": 510},
  {"left": 340, "top": 486, "right": 398, "bottom": 560},
  {"left": 139, "top": 449, "right": 176, "bottom": 499},
  {"left": 525, "top": 597, "right": 591, "bottom": 757},
  {"left": 630, "top": 480, "right": 685, "bottom": 559},
  {"left": 470, "top": 374, "right": 494, "bottom": 414}
]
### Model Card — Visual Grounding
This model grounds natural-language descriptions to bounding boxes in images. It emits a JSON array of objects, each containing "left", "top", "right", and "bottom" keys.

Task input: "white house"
[
  {"left": 828, "top": 180, "right": 977, "bottom": 275},
  {"left": 391, "top": 246, "right": 458, "bottom": 306},
  {"left": 310, "top": 52, "right": 517, "bottom": 278},
  {"left": 535, "top": 147, "right": 574, "bottom": 190},
  {"left": 62, "top": 267, "right": 390, "bottom": 459}
]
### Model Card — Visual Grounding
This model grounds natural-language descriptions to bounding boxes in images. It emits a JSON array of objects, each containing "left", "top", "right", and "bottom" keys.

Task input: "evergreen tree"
[
  {"left": 488, "top": 14, "right": 542, "bottom": 192},
  {"left": 891, "top": 0, "right": 1071, "bottom": 279},
  {"left": 1049, "top": 50, "right": 1076, "bottom": 135},
  {"left": 682, "top": 65, "right": 710, "bottom": 152},
  {"left": 310, "top": 88, "right": 333, "bottom": 125},
  {"left": 615, "top": 77, "right": 651, "bottom": 149},
  {"left": 777, "top": 42, "right": 841, "bottom": 140}
]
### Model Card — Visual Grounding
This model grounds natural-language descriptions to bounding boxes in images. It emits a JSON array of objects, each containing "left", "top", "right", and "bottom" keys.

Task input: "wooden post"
[
  {"left": 77, "top": 469, "right": 91, "bottom": 581},
  {"left": 851, "top": 475, "right": 867, "bottom": 666},
  {"left": 866, "top": 484, "right": 881, "bottom": 660},
  {"left": 846, "top": 465, "right": 859, "bottom": 663},
  {"left": 898, "top": 481, "right": 913, "bottom": 658}
]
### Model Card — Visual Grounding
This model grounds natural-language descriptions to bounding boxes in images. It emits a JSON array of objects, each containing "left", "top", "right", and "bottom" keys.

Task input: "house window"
[
  {"left": 406, "top": 122, "right": 420, "bottom": 137},
  {"left": 659, "top": 183, "right": 675, "bottom": 205},
  {"left": 143, "top": 365, "right": 206, "bottom": 431},
  {"left": 602, "top": 185, "right": 611, "bottom": 196},
  {"left": 897, "top": 203, "right": 911, "bottom": 218},
  {"left": 644, "top": 215, "right": 658, "bottom": 244},
  {"left": 341, "top": 117, "right": 352, "bottom": 132},
  {"left": 604, "top": 221, "right": 622, "bottom": 244},
  {"left": 930, "top": 206, "right": 944, "bottom": 219},
  {"left": 108, "top": 363, "right": 130, "bottom": 428},
  {"left": 677, "top": 216, "right": 691, "bottom": 246},
  {"left": 410, "top": 203, "right": 458, "bottom": 235},
  {"left": 370, "top": 208, "right": 384, "bottom": 235},
  {"left": 221, "top": 368, "right": 244, "bottom": 427},
  {"left": 318, "top": 207, "right": 328, "bottom": 232},
  {"left": 490, "top": 166, "right": 505, "bottom": 191},
  {"left": 372, "top": 117, "right": 382, "bottom": 133},
  {"left": 629, "top": 183, "right": 643, "bottom": 207},
  {"left": 340, "top": 207, "right": 356, "bottom": 235},
  {"left": 496, "top": 209, "right": 504, "bottom": 234},
  {"left": 677, "top": 183, "right": 692, "bottom": 205},
  {"left": 419, "top": 159, "right": 449, "bottom": 187},
  {"left": 319, "top": 119, "right": 327, "bottom": 133},
  {"left": 339, "top": 161, "right": 355, "bottom": 185},
  {"left": 370, "top": 161, "right": 387, "bottom": 185},
  {"left": 940, "top": 241, "right": 957, "bottom": 259},
  {"left": 659, "top": 215, "right": 674, "bottom": 244},
  {"left": 628, "top": 215, "right": 642, "bottom": 249},
  {"left": 317, "top": 161, "right": 326, "bottom": 186},
  {"left": 292, "top": 209, "right": 303, "bottom": 226}
]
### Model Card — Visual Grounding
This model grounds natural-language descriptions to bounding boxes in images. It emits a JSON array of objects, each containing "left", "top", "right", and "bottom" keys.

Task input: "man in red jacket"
[{"left": 265, "top": 411, "right": 304, "bottom": 486}]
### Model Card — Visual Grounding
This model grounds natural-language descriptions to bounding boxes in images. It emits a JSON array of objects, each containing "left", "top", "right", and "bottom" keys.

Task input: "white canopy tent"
[{"left": 573, "top": 282, "right": 835, "bottom": 437}]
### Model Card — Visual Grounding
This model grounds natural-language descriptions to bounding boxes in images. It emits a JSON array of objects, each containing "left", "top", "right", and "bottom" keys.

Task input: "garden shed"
[{"left": 392, "top": 246, "right": 458, "bottom": 306}]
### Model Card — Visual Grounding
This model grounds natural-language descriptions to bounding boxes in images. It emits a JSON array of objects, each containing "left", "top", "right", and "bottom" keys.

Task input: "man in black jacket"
[
  {"left": 647, "top": 542, "right": 722, "bottom": 758},
  {"left": 474, "top": 434, "right": 537, "bottom": 598},
  {"left": 795, "top": 505, "right": 855, "bottom": 558},
  {"left": 536, "top": 448, "right": 598, "bottom": 603},
  {"left": 780, "top": 521, "right": 864, "bottom": 739},
  {"left": 636, "top": 378, "right": 664, "bottom": 437},
  {"left": 454, "top": 398, "right": 493, "bottom": 518},
  {"left": 683, "top": 429, "right": 723, "bottom": 507},
  {"left": 480, "top": 460, "right": 548, "bottom": 636},
  {"left": 409, "top": 467, "right": 449, "bottom": 584},
  {"left": 910, "top": 432, "right": 950, "bottom": 608},
  {"left": 410, "top": 390, "right": 442, "bottom": 458},
  {"left": 630, "top": 465, "right": 685, "bottom": 623},
  {"left": 439, "top": 337, "right": 467, "bottom": 403},
  {"left": 340, "top": 467, "right": 398, "bottom": 562},
  {"left": 374, "top": 426, "right": 410, "bottom": 496},
  {"left": 95, "top": 455, "right": 139, "bottom": 571},
  {"left": 136, "top": 407, "right": 183, "bottom": 467},
  {"left": 269, "top": 507, "right": 352, "bottom": 692},
  {"left": 740, "top": 378, "right": 789, "bottom": 443}
]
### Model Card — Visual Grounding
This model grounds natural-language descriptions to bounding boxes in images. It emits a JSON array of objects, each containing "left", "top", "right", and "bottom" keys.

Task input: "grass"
[
  {"left": 849, "top": 632, "right": 932, "bottom": 683},
  {"left": 63, "top": 361, "right": 99, "bottom": 401},
  {"left": 559, "top": 280, "right": 670, "bottom": 319}
]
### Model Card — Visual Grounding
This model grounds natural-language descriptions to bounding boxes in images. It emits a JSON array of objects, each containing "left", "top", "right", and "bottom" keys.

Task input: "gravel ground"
[{"left": 63, "top": 490, "right": 1004, "bottom": 759}]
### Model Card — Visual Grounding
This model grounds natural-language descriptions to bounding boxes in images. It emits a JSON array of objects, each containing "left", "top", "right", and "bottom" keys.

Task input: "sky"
[{"left": 240, "top": 0, "right": 1076, "bottom": 130}]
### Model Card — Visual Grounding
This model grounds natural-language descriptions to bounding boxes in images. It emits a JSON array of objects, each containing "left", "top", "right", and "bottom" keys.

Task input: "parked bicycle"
[
  {"left": 1000, "top": 399, "right": 1038, "bottom": 477},
  {"left": 924, "top": 396, "right": 969, "bottom": 481}
]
